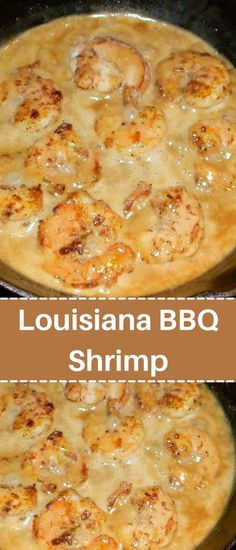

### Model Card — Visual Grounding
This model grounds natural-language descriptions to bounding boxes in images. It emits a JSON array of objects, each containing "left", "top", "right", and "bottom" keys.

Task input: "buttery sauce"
[
  {"left": 0, "top": 14, "right": 235, "bottom": 295},
  {"left": 0, "top": 383, "right": 234, "bottom": 549}
]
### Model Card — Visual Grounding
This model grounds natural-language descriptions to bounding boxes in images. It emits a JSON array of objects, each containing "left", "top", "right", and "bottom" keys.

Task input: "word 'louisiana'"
[
  {"left": 19, "top": 308, "right": 151, "bottom": 332},
  {"left": 19, "top": 308, "right": 219, "bottom": 333}
]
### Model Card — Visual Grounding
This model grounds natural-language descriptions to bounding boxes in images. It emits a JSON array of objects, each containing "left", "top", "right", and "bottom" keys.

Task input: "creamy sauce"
[
  {"left": 0, "top": 14, "right": 235, "bottom": 295},
  {"left": 0, "top": 383, "right": 234, "bottom": 549}
]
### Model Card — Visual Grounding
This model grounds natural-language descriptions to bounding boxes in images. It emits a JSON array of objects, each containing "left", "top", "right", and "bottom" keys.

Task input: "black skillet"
[
  {"left": 0, "top": 3, "right": 234, "bottom": 549},
  {"left": 0, "top": 0, "right": 235, "bottom": 297}
]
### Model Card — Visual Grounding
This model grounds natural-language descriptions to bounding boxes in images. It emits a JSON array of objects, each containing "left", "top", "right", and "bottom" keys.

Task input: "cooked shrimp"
[
  {"left": 80, "top": 535, "right": 118, "bottom": 550},
  {"left": 71, "top": 36, "right": 150, "bottom": 105},
  {"left": 38, "top": 190, "right": 135, "bottom": 288},
  {"left": 64, "top": 382, "right": 130, "bottom": 415},
  {"left": 128, "top": 186, "right": 204, "bottom": 263},
  {"left": 119, "top": 486, "right": 177, "bottom": 548},
  {"left": 107, "top": 382, "right": 131, "bottom": 416},
  {"left": 123, "top": 181, "right": 152, "bottom": 216},
  {"left": 38, "top": 190, "right": 123, "bottom": 253},
  {"left": 26, "top": 122, "right": 101, "bottom": 187},
  {"left": 0, "top": 62, "right": 62, "bottom": 129},
  {"left": 0, "top": 385, "right": 54, "bottom": 456},
  {"left": 64, "top": 382, "right": 107, "bottom": 407},
  {"left": 83, "top": 416, "right": 144, "bottom": 457},
  {"left": 190, "top": 118, "right": 236, "bottom": 155},
  {"left": 45, "top": 242, "right": 135, "bottom": 288},
  {"left": 195, "top": 161, "right": 236, "bottom": 191},
  {"left": 156, "top": 51, "right": 230, "bottom": 108},
  {"left": 165, "top": 428, "right": 219, "bottom": 488},
  {"left": 107, "top": 481, "right": 132, "bottom": 512},
  {"left": 0, "top": 484, "right": 37, "bottom": 521},
  {"left": 22, "top": 430, "right": 87, "bottom": 488},
  {"left": 95, "top": 106, "right": 166, "bottom": 155},
  {"left": 136, "top": 383, "right": 200, "bottom": 418},
  {"left": 0, "top": 184, "right": 42, "bottom": 224},
  {"left": 33, "top": 488, "right": 106, "bottom": 545}
]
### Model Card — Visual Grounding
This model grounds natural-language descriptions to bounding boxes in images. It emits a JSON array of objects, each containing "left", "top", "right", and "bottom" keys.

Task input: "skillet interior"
[
  {"left": 0, "top": 3, "right": 234, "bottom": 548},
  {"left": 0, "top": 0, "right": 235, "bottom": 297}
]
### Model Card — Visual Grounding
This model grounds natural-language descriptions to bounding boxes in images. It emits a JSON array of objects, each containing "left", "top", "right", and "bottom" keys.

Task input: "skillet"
[
  {"left": 0, "top": 0, "right": 236, "bottom": 297},
  {"left": 0, "top": 4, "right": 235, "bottom": 546},
  {"left": 0, "top": 0, "right": 235, "bottom": 297}
]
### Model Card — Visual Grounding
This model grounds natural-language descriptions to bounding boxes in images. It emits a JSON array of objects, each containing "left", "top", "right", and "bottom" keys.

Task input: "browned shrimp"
[
  {"left": 195, "top": 160, "right": 236, "bottom": 191},
  {"left": 0, "top": 62, "right": 62, "bottom": 153},
  {"left": 123, "top": 181, "right": 152, "bottom": 216},
  {"left": 38, "top": 190, "right": 135, "bottom": 288},
  {"left": 0, "top": 384, "right": 54, "bottom": 456},
  {"left": 25, "top": 122, "right": 101, "bottom": 188},
  {"left": 95, "top": 106, "right": 166, "bottom": 155},
  {"left": 118, "top": 485, "right": 177, "bottom": 548},
  {"left": 44, "top": 242, "right": 135, "bottom": 288},
  {"left": 38, "top": 190, "right": 123, "bottom": 253},
  {"left": 107, "top": 481, "right": 132, "bottom": 512},
  {"left": 190, "top": 118, "right": 236, "bottom": 155},
  {"left": 0, "top": 184, "right": 42, "bottom": 224},
  {"left": 136, "top": 382, "right": 200, "bottom": 417},
  {"left": 126, "top": 186, "right": 204, "bottom": 263},
  {"left": 83, "top": 416, "right": 144, "bottom": 457},
  {"left": 22, "top": 430, "right": 88, "bottom": 489},
  {"left": 33, "top": 489, "right": 106, "bottom": 545},
  {"left": 0, "top": 484, "right": 37, "bottom": 520},
  {"left": 70, "top": 36, "right": 150, "bottom": 105},
  {"left": 64, "top": 382, "right": 130, "bottom": 416},
  {"left": 165, "top": 428, "right": 220, "bottom": 488},
  {"left": 156, "top": 51, "right": 230, "bottom": 108},
  {"left": 190, "top": 118, "right": 236, "bottom": 191}
]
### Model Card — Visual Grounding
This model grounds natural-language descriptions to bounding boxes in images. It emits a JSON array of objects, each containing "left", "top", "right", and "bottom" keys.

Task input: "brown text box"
[{"left": 0, "top": 299, "right": 234, "bottom": 381}]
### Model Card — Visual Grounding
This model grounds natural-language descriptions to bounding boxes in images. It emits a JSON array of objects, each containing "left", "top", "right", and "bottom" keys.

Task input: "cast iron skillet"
[
  {"left": 0, "top": 6, "right": 234, "bottom": 550},
  {"left": 0, "top": 0, "right": 235, "bottom": 297}
]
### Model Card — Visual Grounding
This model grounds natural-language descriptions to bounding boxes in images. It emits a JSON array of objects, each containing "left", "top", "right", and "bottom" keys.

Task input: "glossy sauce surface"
[
  {"left": 0, "top": 14, "right": 235, "bottom": 295},
  {"left": 0, "top": 382, "right": 234, "bottom": 549}
]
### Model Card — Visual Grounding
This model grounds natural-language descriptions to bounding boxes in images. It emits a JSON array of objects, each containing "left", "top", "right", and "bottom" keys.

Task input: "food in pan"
[
  {"left": 0, "top": 14, "right": 235, "bottom": 295},
  {"left": 0, "top": 382, "right": 234, "bottom": 549}
]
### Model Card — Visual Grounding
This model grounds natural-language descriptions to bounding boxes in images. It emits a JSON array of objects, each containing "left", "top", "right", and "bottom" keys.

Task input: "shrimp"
[
  {"left": 0, "top": 62, "right": 62, "bottom": 153},
  {"left": 156, "top": 51, "right": 230, "bottom": 108},
  {"left": 95, "top": 106, "right": 166, "bottom": 155},
  {"left": 165, "top": 428, "right": 219, "bottom": 488},
  {"left": 189, "top": 118, "right": 236, "bottom": 191},
  {"left": 189, "top": 118, "right": 236, "bottom": 155},
  {"left": 38, "top": 190, "right": 123, "bottom": 253},
  {"left": 119, "top": 486, "right": 177, "bottom": 548},
  {"left": 22, "top": 430, "right": 88, "bottom": 489},
  {"left": 127, "top": 186, "right": 204, "bottom": 263},
  {"left": 83, "top": 416, "right": 144, "bottom": 457},
  {"left": 107, "top": 382, "right": 131, "bottom": 416},
  {"left": 123, "top": 181, "right": 152, "bottom": 216},
  {"left": 0, "top": 484, "right": 37, "bottom": 522},
  {"left": 195, "top": 161, "right": 236, "bottom": 191},
  {"left": 80, "top": 535, "right": 118, "bottom": 550},
  {"left": 135, "top": 383, "right": 200, "bottom": 418},
  {"left": 25, "top": 122, "right": 101, "bottom": 188},
  {"left": 33, "top": 488, "right": 106, "bottom": 545},
  {"left": 64, "top": 382, "right": 107, "bottom": 407},
  {"left": 0, "top": 184, "right": 42, "bottom": 225},
  {"left": 0, "top": 384, "right": 54, "bottom": 456},
  {"left": 38, "top": 190, "right": 135, "bottom": 288},
  {"left": 64, "top": 382, "right": 130, "bottom": 415},
  {"left": 44, "top": 241, "right": 135, "bottom": 288},
  {"left": 70, "top": 36, "right": 150, "bottom": 105},
  {"left": 107, "top": 481, "right": 132, "bottom": 512}
]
